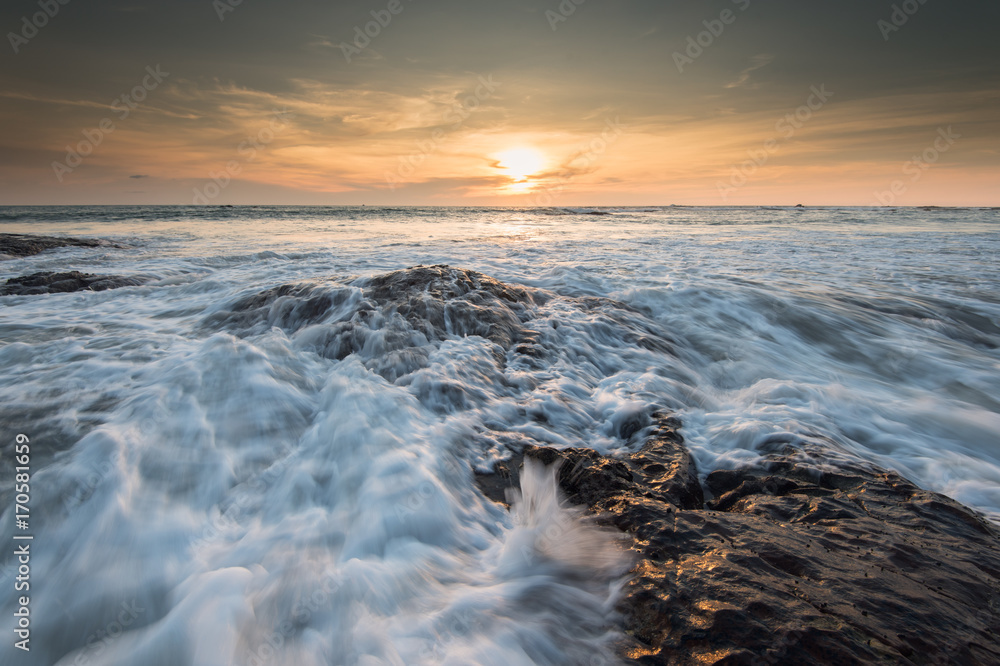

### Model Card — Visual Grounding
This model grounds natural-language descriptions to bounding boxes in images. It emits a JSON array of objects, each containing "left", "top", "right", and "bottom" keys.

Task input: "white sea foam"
[{"left": 1, "top": 206, "right": 998, "bottom": 664}]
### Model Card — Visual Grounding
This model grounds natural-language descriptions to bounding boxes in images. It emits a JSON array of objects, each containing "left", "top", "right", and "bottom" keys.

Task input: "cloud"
[
  {"left": 725, "top": 54, "right": 775, "bottom": 90},
  {"left": 0, "top": 0, "right": 997, "bottom": 204},
  {"left": 0, "top": 91, "right": 112, "bottom": 111}
]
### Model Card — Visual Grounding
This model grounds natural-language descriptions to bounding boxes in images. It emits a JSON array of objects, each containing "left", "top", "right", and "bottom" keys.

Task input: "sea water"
[{"left": 1, "top": 206, "right": 998, "bottom": 665}]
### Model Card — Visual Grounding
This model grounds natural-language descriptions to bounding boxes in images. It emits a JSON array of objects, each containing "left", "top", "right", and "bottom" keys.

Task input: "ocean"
[{"left": 1, "top": 205, "right": 999, "bottom": 665}]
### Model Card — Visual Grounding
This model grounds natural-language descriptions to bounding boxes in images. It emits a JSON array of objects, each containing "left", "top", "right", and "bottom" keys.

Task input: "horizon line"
[{"left": 2, "top": 204, "right": 998, "bottom": 209}]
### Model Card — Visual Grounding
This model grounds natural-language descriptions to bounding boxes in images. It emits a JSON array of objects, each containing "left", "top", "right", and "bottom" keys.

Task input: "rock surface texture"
[
  {"left": 1, "top": 271, "right": 148, "bottom": 295},
  {"left": 208, "top": 263, "right": 1000, "bottom": 663},
  {"left": 0, "top": 233, "right": 114, "bottom": 258},
  {"left": 208, "top": 265, "right": 622, "bottom": 382},
  {"left": 477, "top": 417, "right": 1000, "bottom": 665}
]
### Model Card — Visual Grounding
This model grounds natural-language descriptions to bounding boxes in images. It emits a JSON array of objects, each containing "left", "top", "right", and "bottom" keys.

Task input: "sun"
[{"left": 495, "top": 147, "right": 546, "bottom": 182}]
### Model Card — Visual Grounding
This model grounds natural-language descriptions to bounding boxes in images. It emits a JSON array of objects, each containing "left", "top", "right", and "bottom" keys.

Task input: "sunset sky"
[{"left": 1, "top": 0, "right": 998, "bottom": 206}]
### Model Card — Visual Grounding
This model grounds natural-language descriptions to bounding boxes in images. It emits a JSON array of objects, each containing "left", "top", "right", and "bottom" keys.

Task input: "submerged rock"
[
  {"left": 209, "top": 265, "right": 675, "bottom": 385},
  {"left": 0, "top": 233, "right": 116, "bottom": 258},
  {"left": 1, "top": 271, "right": 148, "bottom": 296},
  {"left": 360, "top": 264, "right": 541, "bottom": 350},
  {"left": 213, "top": 281, "right": 359, "bottom": 334},
  {"left": 475, "top": 415, "right": 700, "bottom": 511},
  {"left": 209, "top": 265, "right": 538, "bottom": 366},
  {"left": 215, "top": 265, "right": 540, "bottom": 343},
  {"left": 476, "top": 420, "right": 1000, "bottom": 665}
]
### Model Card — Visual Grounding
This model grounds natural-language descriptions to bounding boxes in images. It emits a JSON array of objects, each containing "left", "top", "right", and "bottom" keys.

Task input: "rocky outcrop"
[
  {"left": 214, "top": 264, "right": 542, "bottom": 347},
  {"left": 360, "top": 264, "right": 542, "bottom": 350},
  {"left": 205, "top": 265, "right": 555, "bottom": 382},
  {"left": 212, "top": 281, "right": 358, "bottom": 334},
  {"left": 1, "top": 271, "right": 148, "bottom": 295},
  {"left": 0, "top": 233, "right": 116, "bottom": 258},
  {"left": 475, "top": 415, "right": 700, "bottom": 512},
  {"left": 208, "top": 265, "right": 675, "bottom": 372},
  {"left": 476, "top": 419, "right": 1000, "bottom": 665}
]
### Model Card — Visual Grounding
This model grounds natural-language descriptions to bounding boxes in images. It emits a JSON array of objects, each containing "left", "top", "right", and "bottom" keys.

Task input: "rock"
[
  {"left": 211, "top": 264, "right": 672, "bottom": 354},
  {"left": 475, "top": 415, "right": 700, "bottom": 511},
  {"left": 211, "top": 265, "right": 541, "bottom": 345},
  {"left": 1, "top": 271, "right": 148, "bottom": 296},
  {"left": 360, "top": 264, "right": 541, "bottom": 350},
  {"left": 214, "top": 282, "right": 359, "bottom": 334},
  {"left": 209, "top": 264, "right": 678, "bottom": 392},
  {"left": 476, "top": 421, "right": 1000, "bottom": 665},
  {"left": 0, "top": 233, "right": 116, "bottom": 259}
]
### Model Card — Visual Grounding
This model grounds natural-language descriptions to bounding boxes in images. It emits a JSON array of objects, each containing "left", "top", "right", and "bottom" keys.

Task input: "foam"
[{"left": 1, "top": 206, "right": 998, "bottom": 663}]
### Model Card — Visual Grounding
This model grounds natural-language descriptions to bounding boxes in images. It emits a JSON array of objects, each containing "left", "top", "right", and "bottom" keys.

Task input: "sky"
[{"left": 1, "top": 0, "right": 998, "bottom": 206}]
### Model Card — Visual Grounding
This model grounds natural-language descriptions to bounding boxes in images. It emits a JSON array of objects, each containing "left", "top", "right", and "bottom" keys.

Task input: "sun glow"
[{"left": 495, "top": 147, "right": 546, "bottom": 182}]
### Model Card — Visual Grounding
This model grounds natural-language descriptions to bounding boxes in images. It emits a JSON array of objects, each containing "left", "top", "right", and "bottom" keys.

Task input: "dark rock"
[
  {"left": 210, "top": 265, "right": 679, "bottom": 400},
  {"left": 360, "top": 264, "right": 539, "bottom": 350},
  {"left": 1, "top": 271, "right": 148, "bottom": 296},
  {"left": 212, "top": 282, "right": 360, "bottom": 334},
  {"left": 0, "top": 233, "right": 116, "bottom": 259},
  {"left": 364, "top": 264, "right": 535, "bottom": 306},
  {"left": 476, "top": 421, "right": 1000, "bottom": 665},
  {"left": 207, "top": 266, "right": 546, "bottom": 374},
  {"left": 475, "top": 415, "right": 700, "bottom": 513},
  {"left": 212, "top": 265, "right": 676, "bottom": 363},
  {"left": 211, "top": 265, "right": 540, "bottom": 347}
]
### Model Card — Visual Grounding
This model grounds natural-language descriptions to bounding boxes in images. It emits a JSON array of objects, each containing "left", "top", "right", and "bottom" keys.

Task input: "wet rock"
[
  {"left": 0, "top": 233, "right": 116, "bottom": 258},
  {"left": 364, "top": 264, "right": 535, "bottom": 307},
  {"left": 212, "top": 265, "right": 539, "bottom": 346},
  {"left": 475, "top": 415, "right": 700, "bottom": 512},
  {"left": 211, "top": 265, "right": 678, "bottom": 397},
  {"left": 476, "top": 421, "right": 1000, "bottom": 665},
  {"left": 1, "top": 271, "right": 148, "bottom": 296},
  {"left": 210, "top": 282, "right": 361, "bottom": 334},
  {"left": 209, "top": 266, "right": 547, "bottom": 371},
  {"left": 213, "top": 264, "right": 675, "bottom": 358},
  {"left": 360, "top": 264, "right": 539, "bottom": 350}
]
